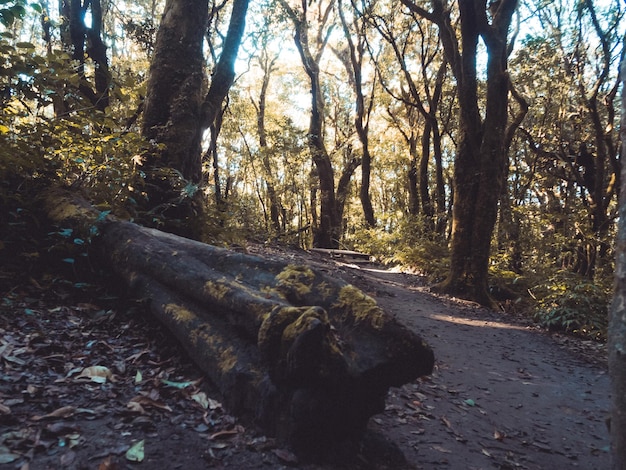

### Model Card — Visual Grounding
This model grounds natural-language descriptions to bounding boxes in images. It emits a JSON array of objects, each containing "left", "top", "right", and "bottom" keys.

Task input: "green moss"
[
  {"left": 274, "top": 265, "right": 315, "bottom": 300},
  {"left": 258, "top": 306, "right": 307, "bottom": 361},
  {"left": 334, "top": 285, "right": 386, "bottom": 329},
  {"left": 204, "top": 279, "right": 232, "bottom": 301},
  {"left": 281, "top": 306, "right": 329, "bottom": 344},
  {"left": 164, "top": 303, "right": 195, "bottom": 323},
  {"left": 218, "top": 346, "right": 238, "bottom": 372}
]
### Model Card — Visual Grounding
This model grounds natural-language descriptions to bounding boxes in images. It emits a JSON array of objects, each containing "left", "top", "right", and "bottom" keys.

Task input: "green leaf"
[
  {"left": 57, "top": 228, "right": 73, "bottom": 237},
  {"left": 125, "top": 440, "right": 144, "bottom": 462},
  {"left": 0, "top": 444, "right": 20, "bottom": 464},
  {"left": 96, "top": 210, "right": 110, "bottom": 222},
  {"left": 162, "top": 379, "right": 195, "bottom": 389},
  {"left": 62, "top": 258, "right": 75, "bottom": 264},
  {"left": 0, "top": 10, "right": 15, "bottom": 26},
  {"left": 15, "top": 41, "right": 35, "bottom": 49},
  {"left": 464, "top": 399, "right": 476, "bottom": 407}
]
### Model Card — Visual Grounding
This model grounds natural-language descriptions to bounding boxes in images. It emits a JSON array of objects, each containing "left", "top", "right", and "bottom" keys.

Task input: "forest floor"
[{"left": 0, "top": 243, "right": 610, "bottom": 469}]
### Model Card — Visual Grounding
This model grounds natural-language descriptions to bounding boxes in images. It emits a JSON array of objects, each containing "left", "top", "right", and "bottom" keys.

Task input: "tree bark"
[
  {"left": 140, "top": 0, "right": 249, "bottom": 236},
  {"left": 43, "top": 188, "right": 434, "bottom": 459},
  {"left": 402, "top": 0, "right": 518, "bottom": 307},
  {"left": 280, "top": 0, "right": 346, "bottom": 248},
  {"left": 57, "top": 0, "right": 110, "bottom": 113},
  {"left": 609, "top": 43, "right": 626, "bottom": 470},
  {"left": 253, "top": 50, "right": 283, "bottom": 233},
  {"left": 337, "top": 0, "right": 376, "bottom": 227},
  {"left": 141, "top": 0, "right": 210, "bottom": 183}
]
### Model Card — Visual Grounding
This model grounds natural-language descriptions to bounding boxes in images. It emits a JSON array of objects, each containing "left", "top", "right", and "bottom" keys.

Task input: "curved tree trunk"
[
  {"left": 141, "top": 0, "right": 209, "bottom": 183},
  {"left": 337, "top": 0, "right": 376, "bottom": 227},
  {"left": 58, "top": 0, "right": 110, "bottom": 113},
  {"left": 280, "top": 0, "right": 344, "bottom": 248},
  {"left": 403, "top": 0, "right": 518, "bottom": 307},
  {"left": 140, "top": 0, "right": 249, "bottom": 236}
]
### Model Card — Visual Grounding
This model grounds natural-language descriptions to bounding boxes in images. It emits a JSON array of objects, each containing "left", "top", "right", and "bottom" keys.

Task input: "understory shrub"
[{"left": 531, "top": 271, "right": 609, "bottom": 340}]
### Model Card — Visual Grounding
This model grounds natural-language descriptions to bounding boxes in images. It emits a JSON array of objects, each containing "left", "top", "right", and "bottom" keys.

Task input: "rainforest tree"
[
  {"left": 140, "top": 0, "right": 250, "bottom": 235},
  {"left": 400, "top": 0, "right": 520, "bottom": 306}
]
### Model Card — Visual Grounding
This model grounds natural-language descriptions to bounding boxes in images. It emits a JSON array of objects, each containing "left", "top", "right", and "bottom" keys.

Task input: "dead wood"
[{"left": 43, "top": 188, "right": 435, "bottom": 459}]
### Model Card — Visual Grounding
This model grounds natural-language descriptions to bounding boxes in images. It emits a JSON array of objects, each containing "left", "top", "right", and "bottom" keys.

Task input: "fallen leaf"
[
  {"left": 128, "top": 396, "right": 172, "bottom": 412},
  {"left": 126, "top": 401, "right": 146, "bottom": 414},
  {"left": 45, "top": 422, "right": 80, "bottom": 435},
  {"left": 0, "top": 444, "right": 20, "bottom": 464},
  {"left": 32, "top": 405, "right": 76, "bottom": 421},
  {"left": 207, "top": 398, "right": 222, "bottom": 410},
  {"left": 432, "top": 445, "right": 452, "bottom": 454},
  {"left": 135, "top": 370, "right": 142, "bottom": 384},
  {"left": 76, "top": 366, "right": 114, "bottom": 383},
  {"left": 126, "top": 350, "right": 151, "bottom": 363},
  {"left": 0, "top": 403, "right": 10, "bottom": 415},
  {"left": 464, "top": 398, "right": 476, "bottom": 407},
  {"left": 482, "top": 448, "right": 492, "bottom": 457},
  {"left": 494, "top": 430, "right": 505, "bottom": 441},
  {"left": 98, "top": 456, "right": 119, "bottom": 470},
  {"left": 161, "top": 379, "right": 198, "bottom": 389},
  {"left": 191, "top": 391, "right": 209, "bottom": 409},
  {"left": 272, "top": 448, "right": 298, "bottom": 464},
  {"left": 441, "top": 416, "right": 452, "bottom": 428},
  {"left": 125, "top": 440, "right": 144, "bottom": 462},
  {"left": 209, "top": 425, "right": 244, "bottom": 440}
]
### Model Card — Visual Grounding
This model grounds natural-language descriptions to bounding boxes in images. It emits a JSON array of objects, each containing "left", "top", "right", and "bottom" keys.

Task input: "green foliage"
[
  {"left": 348, "top": 216, "right": 449, "bottom": 281},
  {"left": 531, "top": 271, "right": 609, "bottom": 340},
  {"left": 0, "top": 31, "right": 151, "bottom": 216},
  {"left": 0, "top": 0, "right": 27, "bottom": 27}
]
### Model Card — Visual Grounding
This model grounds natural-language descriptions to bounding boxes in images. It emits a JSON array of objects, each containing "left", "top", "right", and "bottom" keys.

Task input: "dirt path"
[
  {"left": 0, "top": 251, "right": 611, "bottom": 469},
  {"left": 345, "top": 265, "right": 610, "bottom": 469}
]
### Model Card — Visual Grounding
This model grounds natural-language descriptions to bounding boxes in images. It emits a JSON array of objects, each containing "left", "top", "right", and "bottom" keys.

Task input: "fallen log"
[{"left": 44, "top": 188, "right": 435, "bottom": 459}]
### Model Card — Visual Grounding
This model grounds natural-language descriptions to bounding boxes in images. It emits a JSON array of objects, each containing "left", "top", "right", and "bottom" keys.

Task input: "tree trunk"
[
  {"left": 281, "top": 0, "right": 343, "bottom": 248},
  {"left": 140, "top": 0, "right": 249, "bottom": 236},
  {"left": 403, "top": 0, "right": 518, "bottom": 307},
  {"left": 58, "top": 0, "right": 110, "bottom": 113},
  {"left": 254, "top": 51, "right": 283, "bottom": 233},
  {"left": 609, "top": 48, "right": 626, "bottom": 470},
  {"left": 43, "top": 188, "right": 434, "bottom": 460},
  {"left": 141, "top": 0, "right": 209, "bottom": 183},
  {"left": 407, "top": 134, "right": 420, "bottom": 216},
  {"left": 337, "top": 0, "right": 376, "bottom": 227}
]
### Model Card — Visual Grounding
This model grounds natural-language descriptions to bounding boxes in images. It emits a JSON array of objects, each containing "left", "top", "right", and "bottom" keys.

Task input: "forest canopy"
[{"left": 0, "top": 0, "right": 623, "bottom": 335}]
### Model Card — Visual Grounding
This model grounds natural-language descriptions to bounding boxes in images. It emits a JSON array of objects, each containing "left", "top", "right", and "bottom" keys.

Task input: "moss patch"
[
  {"left": 274, "top": 265, "right": 315, "bottom": 301},
  {"left": 333, "top": 285, "right": 386, "bottom": 329},
  {"left": 204, "top": 279, "right": 232, "bottom": 302},
  {"left": 164, "top": 303, "right": 195, "bottom": 324}
]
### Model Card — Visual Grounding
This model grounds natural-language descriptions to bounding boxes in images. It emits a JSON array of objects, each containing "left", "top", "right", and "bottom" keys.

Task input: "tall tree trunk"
[
  {"left": 609, "top": 44, "right": 626, "bottom": 470},
  {"left": 336, "top": 151, "right": 362, "bottom": 230},
  {"left": 337, "top": 0, "right": 376, "bottom": 227},
  {"left": 254, "top": 51, "right": 283, "bottom": 233},
  {"left": 419, "top": 119, "right": 434, "bottom": 222},
  {"left": 58, "top": 0, "right": 110, "bottom": 113},
  {"left": 407, "top": 131, "right": 420, "bottom": 216},
  {"left": 141, "top": 0, "right": 209, "bottom": 183},
  {"left": 281, "top": 0, "right": 343, "bottom": 248},
  {"left": 140, "top": 0, "right": 249, "bottom": 236},
  {"left": 402, "top": 0, "right": 518, "bottom": 307}
]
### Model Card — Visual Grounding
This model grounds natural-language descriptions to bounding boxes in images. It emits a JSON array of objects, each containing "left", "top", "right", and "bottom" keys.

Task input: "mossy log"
[{"left": 44, "top": 189, "right": 435, "bottom": 458}]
